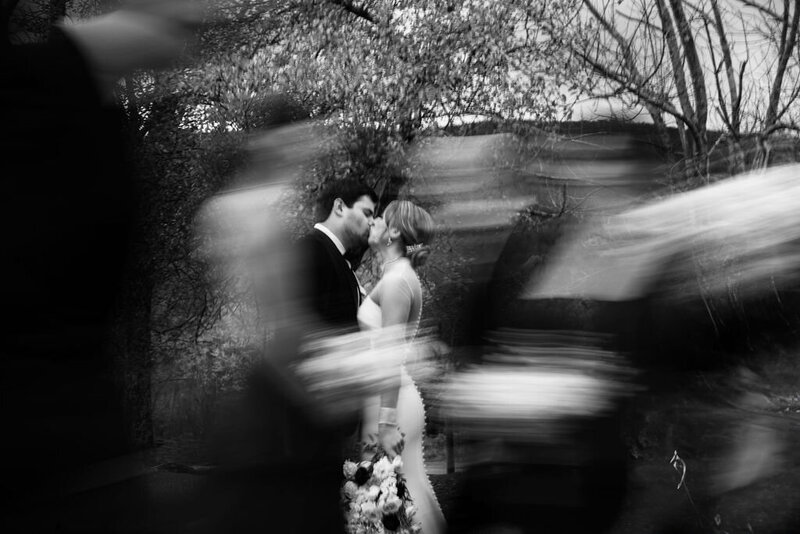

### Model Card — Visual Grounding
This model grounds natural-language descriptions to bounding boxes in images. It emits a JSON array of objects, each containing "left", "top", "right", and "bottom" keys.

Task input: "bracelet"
[{"left": 378, "top": 407, "right": 397, "bottom": 426}]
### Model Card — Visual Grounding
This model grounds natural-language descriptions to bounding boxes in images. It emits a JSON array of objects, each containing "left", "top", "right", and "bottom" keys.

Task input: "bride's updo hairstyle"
[{"left": 383, "top": 200, "right": 435, "bottom": 269}]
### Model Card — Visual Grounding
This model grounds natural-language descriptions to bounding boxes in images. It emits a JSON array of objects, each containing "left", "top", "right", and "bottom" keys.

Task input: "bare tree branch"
[
  {"left": 774, "top": 79, "right": 800, "bottom": 122},
  {"left": 576, "top": 50, "right": 695, "bottom": 129},
  {"left": 617, "top": 10, "right": 664, "bottom": 33},
  {"left": 326, "top": 0, "right": 376, "bottom": 24},
  {"left": 763, "top": 121, "right": 800, "bottom": 135},
  {"left": 735, "top": 0, "right": 782, "bottom": 21},
  {"left": 765, "top": 0, "right": 800, "bottom": 127},
  {"left": 581, "top": 0, "right": 642, "bottom": 79}
]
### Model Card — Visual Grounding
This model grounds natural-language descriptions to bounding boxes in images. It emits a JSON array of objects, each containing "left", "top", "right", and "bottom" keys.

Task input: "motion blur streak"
[{"left": 527, "top": 162, "right": 800, "bottom": 301}]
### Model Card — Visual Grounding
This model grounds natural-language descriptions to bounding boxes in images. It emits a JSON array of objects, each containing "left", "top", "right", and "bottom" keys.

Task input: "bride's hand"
[
  {"left": 361, "top": 432, "right": 379, "bottom": 462},
  {"left": 378, "top": 423, "right": 404, "bottom": 459}
]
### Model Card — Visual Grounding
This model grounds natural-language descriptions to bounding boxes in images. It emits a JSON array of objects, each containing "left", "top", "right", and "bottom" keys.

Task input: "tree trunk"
[
  {"left": 727, "top": 137, "right": 746, "bottom": 175},
  {"left": 674, "top": 122, "right": 692, "bottom": 181},
  {"left": 669, "top": 0, "right": 708, "bottom": 156},
  {"left": 655, "top": 0, "right": 696, "bottom": 130},
  {"left": 646, "top": 105, "right": 675, "bottom": 157}
]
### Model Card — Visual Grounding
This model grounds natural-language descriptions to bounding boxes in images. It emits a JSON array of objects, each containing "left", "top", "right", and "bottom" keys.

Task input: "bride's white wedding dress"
[{"left": 357, "top": 271, "right": 446, "bottom": 534}]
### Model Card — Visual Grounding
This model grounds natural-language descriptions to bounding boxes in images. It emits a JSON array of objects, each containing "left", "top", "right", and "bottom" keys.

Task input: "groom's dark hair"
[{"left": 315, "top": 178, "right": 378, "bottom": 222}]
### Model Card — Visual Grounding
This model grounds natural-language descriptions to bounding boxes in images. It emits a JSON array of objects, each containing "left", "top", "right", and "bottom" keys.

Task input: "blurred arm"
[
  {"left": 377, "top": 278, "right": 413, "bottom": 409},
  {"left": 374, "top": 277, "right": 415, "bottom": 456}
]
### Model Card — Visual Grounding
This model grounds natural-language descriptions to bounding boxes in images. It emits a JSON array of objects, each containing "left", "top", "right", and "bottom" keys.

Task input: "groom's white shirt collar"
[
  {"left": 314, "top": 223, "right": 367, "bottom": 299},
  {"left": 313, "top": 223, "right": 346, "bottom": 257},
  {"left": 314, "top": 223, "right": 365, "bottom": 300}
]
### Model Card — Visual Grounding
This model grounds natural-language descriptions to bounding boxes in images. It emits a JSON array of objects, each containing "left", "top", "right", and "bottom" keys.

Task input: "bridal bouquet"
[{"left": 341, "top": 449, "right": 420, "bottom": 534}]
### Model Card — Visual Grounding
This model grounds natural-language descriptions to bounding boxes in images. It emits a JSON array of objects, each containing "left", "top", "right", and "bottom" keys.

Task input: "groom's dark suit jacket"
[
  {"left": 295, "top": 228, "right": 362, "bottom": 330},
  {"left": 203, "top": 228, "right": 362, "bottom": 533}
]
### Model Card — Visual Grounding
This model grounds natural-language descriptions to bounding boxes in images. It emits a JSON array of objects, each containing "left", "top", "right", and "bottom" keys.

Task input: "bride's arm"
[{"left": 374, "top": 277, "right": 413, "bottom": 456}]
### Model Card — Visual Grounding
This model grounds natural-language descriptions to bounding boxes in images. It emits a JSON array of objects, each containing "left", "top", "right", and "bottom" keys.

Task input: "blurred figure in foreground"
[
  {"left": 412, "top": 131, "right": 654, "bottom": 533},
  {"left": 196, "top": 111, "right": 348, "bottom": 533},
  {"left": 1, "top": 0, "right": 201, "bottom": 530},
  {"left": 522, "top": 162, "right": 800, "bottom": 533},
  {"left": 441, "top": 330, "right": 636, "bottom": 534}
]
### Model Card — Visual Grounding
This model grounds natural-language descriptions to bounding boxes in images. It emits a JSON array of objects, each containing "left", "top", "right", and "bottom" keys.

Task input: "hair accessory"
[{"left": 406, "top": 243, "right": 424, "bottom": 255}]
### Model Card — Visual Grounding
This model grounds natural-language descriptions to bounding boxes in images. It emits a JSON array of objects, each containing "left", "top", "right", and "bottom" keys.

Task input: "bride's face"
[{"left": 368, "top": 216, "right": 388, "bottom": 249}]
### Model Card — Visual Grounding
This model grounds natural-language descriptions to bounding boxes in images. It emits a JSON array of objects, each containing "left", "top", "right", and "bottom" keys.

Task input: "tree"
[
  {"left": 574, "top": 0, "right": 800, "bottom": 179},
  {"left": 143, "top": 1, "right": 583, "bottom": 327}
]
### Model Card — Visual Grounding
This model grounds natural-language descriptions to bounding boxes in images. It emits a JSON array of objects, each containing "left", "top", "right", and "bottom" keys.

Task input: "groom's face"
[{"left": 342, "top": 195, "right": 376, "bottom": 249}]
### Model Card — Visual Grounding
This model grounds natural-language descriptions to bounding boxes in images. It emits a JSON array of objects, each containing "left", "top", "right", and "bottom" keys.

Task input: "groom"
[
  {"left": 198, "top": 167, "right": 379, "bottom": 533},
  {"left": 297, "top": 178, "right": 378, "bottom": 331}
]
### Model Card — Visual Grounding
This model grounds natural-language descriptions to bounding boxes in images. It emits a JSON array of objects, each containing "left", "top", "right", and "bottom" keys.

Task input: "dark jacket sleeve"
[{"left": 293, "top": 234, "right": 358, "bottom": 331}]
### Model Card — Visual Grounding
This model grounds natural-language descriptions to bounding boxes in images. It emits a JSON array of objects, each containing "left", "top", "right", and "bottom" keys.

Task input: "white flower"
[
  {"left": 343, "top": 461, "right": 358, "bottom": 479},
  {"left": 343, "top": 481, "right": 358, "bottom": 500},
  {"left": 391, "top": 455, "right": 403, "bottom": 471},
  {"left": 368, "top": 485, "right": 380, "bottom": 499},
  {"left": 383, "top": 496, "right": 402, "bottom": 514},
  {"left": 373, "top": 457, "right": 393, "bottom": 480},
  {"left": 360, "top": 501, "right": 380, "bottom": 522},
  {"left": 354, "top": 488, "right": 369, "bottom": 503}
]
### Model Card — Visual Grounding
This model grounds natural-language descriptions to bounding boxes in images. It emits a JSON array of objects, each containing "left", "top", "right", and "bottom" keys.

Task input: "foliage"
[{"left": 190, "top": 0, "right": 580, "bottom": 131}]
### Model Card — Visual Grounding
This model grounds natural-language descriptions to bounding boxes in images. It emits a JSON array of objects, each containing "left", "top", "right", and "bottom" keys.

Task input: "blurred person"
[
  {"left": 519, "top": 161, "right": 800, "bottom": 533},
  {"left": 356, "top": 200, "right": 446, "bottom": 534},
  {"left": 442, "top": 332, "right": 633, "bottom": 534},
  {"left": 439, "top": 133, "right": 661, "bottom": 534},
  {"left": 0, "top": 0, "right": 203, "bottom": 529}
]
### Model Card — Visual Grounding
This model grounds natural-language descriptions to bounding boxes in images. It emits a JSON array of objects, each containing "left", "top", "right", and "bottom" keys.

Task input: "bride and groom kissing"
[
  {"left": 203, "top": 176, "right": 445, "bottom": 534},
  {"left": 296, "top": 178, "right": 446, "bottom": 534}
]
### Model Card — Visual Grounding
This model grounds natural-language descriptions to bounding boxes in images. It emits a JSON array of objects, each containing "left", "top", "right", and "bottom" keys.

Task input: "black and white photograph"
[{"left": 2, "top": 0, "right": 799, "bottom": 532}]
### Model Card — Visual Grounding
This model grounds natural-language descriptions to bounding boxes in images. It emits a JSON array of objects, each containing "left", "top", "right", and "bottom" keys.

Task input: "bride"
[{"left": 358, "top": 200, "right": 446, "bottom": 534}]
